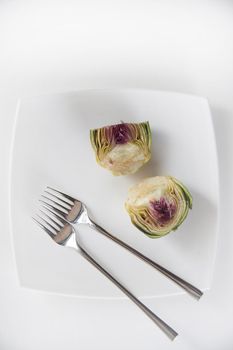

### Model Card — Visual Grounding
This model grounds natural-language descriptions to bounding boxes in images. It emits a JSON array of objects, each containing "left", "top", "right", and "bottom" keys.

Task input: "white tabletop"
[{"left": 1, "top": 1, "right": 233, "bottom": 349}]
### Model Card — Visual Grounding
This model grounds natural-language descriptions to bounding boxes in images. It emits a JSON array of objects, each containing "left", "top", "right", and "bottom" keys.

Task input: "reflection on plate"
[{"left": 10, "top": 89, "right": 219, "bottom": 298}]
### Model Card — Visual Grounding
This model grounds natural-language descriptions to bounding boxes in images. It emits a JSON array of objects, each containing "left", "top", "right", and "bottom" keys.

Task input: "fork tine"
[
  {"left": 39, "top": 200, "right": 68, "bottom": 218},
  {"left": 40, "top": 206, "right": 69, "bottom": 227},
  {"left": 36, "top": 214, "right": 59, "bottom": 233},
  {"left": 32, "top": 217, "right": 56, "bottom": 239},
  {"left": 41, "top": 195, "right": 69, "bottom": 213},
  {"left": 47, "top": 186, "right": 76, "bottom": 203},
  {"left": 44, "top": 190, "right": 73, "bottom": 208},
  {"left": 39, "top": 199, "right": 66, "bottom": 219},
  {"left": 39, "top": 209, "right": 63, "bottom": 228}
]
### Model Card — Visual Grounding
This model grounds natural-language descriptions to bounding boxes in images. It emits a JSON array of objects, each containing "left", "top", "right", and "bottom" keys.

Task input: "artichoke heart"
[
  {"left": 90, "top": 121, "right": 151, "bottom": 175},
  {"left": 125, "top": 176, "right": 192, "bottom": 238}
]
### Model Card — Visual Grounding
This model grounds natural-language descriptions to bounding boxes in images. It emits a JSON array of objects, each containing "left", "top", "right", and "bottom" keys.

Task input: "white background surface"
[{"left": 0, "top": 0, "right": 233, "bottom": 349}]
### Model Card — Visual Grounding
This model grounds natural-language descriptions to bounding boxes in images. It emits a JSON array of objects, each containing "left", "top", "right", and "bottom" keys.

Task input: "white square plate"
[{"left": 10, "top": 89, "right": 219, "bottom": 298}]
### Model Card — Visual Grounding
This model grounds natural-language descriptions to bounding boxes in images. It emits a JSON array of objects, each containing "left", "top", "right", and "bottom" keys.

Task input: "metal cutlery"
[
  {"left": 33, "top": 206, "right": 178, "bottom": 340},
  {"left": 39, "top": 186, "right": 203, "bottom": 300}
]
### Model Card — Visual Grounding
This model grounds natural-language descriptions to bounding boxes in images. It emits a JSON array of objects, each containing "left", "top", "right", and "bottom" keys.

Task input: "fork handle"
[
  {"left": 79, "top": 246, "right": 178, "bottom": 340},
  {"left": 89, "top": 220, "right": 203, "bottom": 299}
]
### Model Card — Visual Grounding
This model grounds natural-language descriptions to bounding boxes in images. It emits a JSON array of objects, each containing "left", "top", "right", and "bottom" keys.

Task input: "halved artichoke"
[
  {"left": 125, "top": 176, "right": 192, "bottom": 238},
  {"left": 90, "top": 121, "right": 151, "bottom": 175}
]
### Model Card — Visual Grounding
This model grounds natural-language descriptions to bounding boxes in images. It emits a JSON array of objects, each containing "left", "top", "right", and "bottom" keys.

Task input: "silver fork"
[
  {"left": 40, "top": 186, "right": 203, "bottom": 300},
  {"left": 33, "top": 208, "right": 178, "bottom": 340}
]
